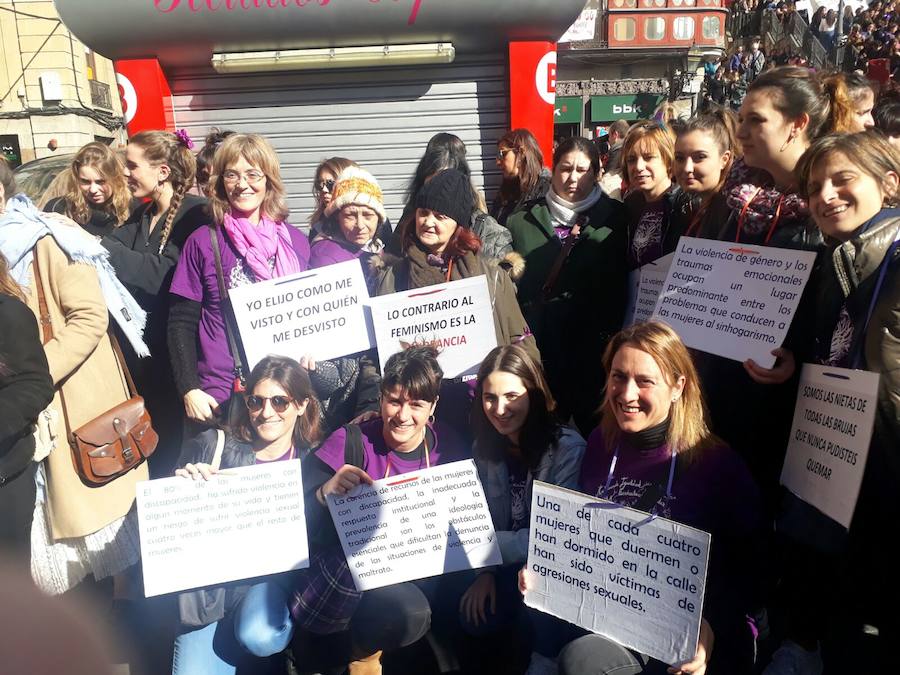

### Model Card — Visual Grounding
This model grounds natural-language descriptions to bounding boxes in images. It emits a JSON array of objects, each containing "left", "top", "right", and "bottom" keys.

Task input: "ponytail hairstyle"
[
  {"left": 64, "top": 142, "right": 131, "bottom": 226},
  {"left": 748, "top": 66, "right": 857, "bottom": 140},
  {"left": 0, "top": 251, "right": 25, "bottom": 303},
  {"left": 128, "top": 130, "right": 197, "bottom": 254},
  {"left": 676, "top": 106, "right": 741, "bottom": 191},
  {"left": 821, "top": 73, "right": 863, "bottom": 133}
]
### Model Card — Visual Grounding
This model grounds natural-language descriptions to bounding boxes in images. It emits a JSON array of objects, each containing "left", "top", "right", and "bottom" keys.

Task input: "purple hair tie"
[{"left": 175, "top": 129, "right": 194, "bottom": 150}]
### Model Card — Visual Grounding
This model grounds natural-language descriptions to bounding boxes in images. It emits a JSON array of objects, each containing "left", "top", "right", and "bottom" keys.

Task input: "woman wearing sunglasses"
[
  {"left": 490, "top": 129, "right": 552, "bottom": 226},
  {"left": 169, "top": 134, "right": 311, "bottom": 428},
  {"left": 173, "top": 354, "right": 322, "bottom": 675},
  {"left": 308, "top": 157, "right": 357, "bottom": 239}
]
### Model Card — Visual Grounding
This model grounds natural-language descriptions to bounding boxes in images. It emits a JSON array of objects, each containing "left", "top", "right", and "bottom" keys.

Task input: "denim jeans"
[
  {"left": 233, "top": 581, "right": 294, "bottom": 657},
  {"left": 172, "top": 615, "right": 247, "bottom": 675}
]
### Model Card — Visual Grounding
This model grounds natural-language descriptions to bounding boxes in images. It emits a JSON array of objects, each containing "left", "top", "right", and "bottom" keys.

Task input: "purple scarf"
[{"left": 222, "top": 212, "right": 302, "bottom": 281}]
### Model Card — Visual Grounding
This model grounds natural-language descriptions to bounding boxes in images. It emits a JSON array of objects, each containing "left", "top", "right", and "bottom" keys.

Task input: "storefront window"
[
  {"left": 614, "top": 17, "right": 636, "bottom": 41},
  {"left": 645, "top": 17, "right": 665, "bottom": 40}
]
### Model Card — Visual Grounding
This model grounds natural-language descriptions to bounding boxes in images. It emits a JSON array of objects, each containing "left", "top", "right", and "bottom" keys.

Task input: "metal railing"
[{"left": 89, "top": 79, "right": 113, "bottom": 110}]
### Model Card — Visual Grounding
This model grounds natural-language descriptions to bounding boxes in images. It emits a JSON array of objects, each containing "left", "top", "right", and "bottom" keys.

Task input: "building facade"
[{"left": 0, "top": 0, "right": 125, "bottom": 167}]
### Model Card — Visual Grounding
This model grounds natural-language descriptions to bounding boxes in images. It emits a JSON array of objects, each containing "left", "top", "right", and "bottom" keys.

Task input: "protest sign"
[
  {"left": 524, "top": 481, "right": 710, "bottom": 666},
  {"left": 651, "top": 237, "right": 816, "bottom": 367},
  {"left": 229, "top": 260, "right": 374, "bottom": 369},
  {"left": 137, "top": 460, "right": 308, "bottom": 597},
  {"left": 780, "top": 364, "right": 879, "bottom": 529},
  {"left": 328, "top": 460, "right": 502, "bottom": 591},
  {"left": 624, "top": 253, "right": 674, "bottom": 328},
  {"left": 368, "top": 275, "right": 498, "bottom": 379}
]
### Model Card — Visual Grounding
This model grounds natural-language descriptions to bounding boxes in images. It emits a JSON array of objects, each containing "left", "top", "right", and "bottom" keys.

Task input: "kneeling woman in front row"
[
  {"left": 237, "top": 346, "right": 469, "bottom": 674},
  {"left": 528, "top": 322, "right": 762, "bottom": 675},
  {"left": 173, "top": 355, "right": 322, "bottom": 675}
]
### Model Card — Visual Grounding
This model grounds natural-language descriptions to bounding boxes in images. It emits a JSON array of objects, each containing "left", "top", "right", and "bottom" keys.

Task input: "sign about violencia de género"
[
  {"left": 229, "top": 260, "right": 374, "bottom": 370},
  {"left": 368, "top": 275, "right": 498, "bottom": 379}
]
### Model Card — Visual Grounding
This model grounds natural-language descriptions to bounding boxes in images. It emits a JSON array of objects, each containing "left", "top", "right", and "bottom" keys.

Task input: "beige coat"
[{"left": 26, "top": 236, "right": 148, "bottom": 539}]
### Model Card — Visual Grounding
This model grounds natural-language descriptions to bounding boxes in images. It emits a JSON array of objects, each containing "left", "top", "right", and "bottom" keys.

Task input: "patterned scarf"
[
  {"left": 222, "top": 211, "right": 302, "bottom": 281},
  {"left": 725, "top": 159, "right": 808, "bottom": 239}
]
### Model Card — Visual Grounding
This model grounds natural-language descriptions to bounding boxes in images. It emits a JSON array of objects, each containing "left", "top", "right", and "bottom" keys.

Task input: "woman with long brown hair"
[
  {"left": 44, "top": 142, "right": 132, "bottom": 237},
  {"left": 102, "top": 129, "right": 207, "bottom": 475},
  {"left": 490, "top": 128, "right": 552, "bottom": 226}
]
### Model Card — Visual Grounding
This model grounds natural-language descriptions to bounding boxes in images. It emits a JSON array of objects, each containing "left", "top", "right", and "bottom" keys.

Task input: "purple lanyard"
[{"left": 601, "top": 444, "right": 678, "bottom": 515}]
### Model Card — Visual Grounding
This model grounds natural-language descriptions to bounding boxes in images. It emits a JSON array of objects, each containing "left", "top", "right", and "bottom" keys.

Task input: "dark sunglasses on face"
[
  {"left": 314, "top": 178, "right": 336, "bottom": 194},
  {"left": 245, "top": 395, "right": 295, "bottom": 413},
  {"left": 497, "top": 148, "right": 514, "bottom": 161}
]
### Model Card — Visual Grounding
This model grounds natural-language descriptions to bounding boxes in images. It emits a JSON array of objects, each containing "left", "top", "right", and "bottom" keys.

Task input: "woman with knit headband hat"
[
  {"left": 304, "top": 166, "right": 387, "bottom": 435},
  {"left": 168, "top": 133, "right": 310, "bottom": 435}
]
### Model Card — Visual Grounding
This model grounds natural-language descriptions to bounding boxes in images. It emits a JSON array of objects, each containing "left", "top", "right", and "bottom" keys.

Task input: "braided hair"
[{"left": 128, "top": 131, "right": 197, "bottom": 254}]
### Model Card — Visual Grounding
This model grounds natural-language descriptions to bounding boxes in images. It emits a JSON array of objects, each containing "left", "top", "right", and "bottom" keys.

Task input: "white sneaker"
[
  {"left": 762, "top": 640, "right": 823, "bottom": 675},
  {"left": 524, "top": 652, "right": 558, "bottom": 675}
]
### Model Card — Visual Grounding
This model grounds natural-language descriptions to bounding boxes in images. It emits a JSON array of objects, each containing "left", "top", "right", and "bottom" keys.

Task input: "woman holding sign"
[
  {"left": 785, "top": 130, "right": 900, "bottom": 671},
  {"left": 552, "top": 321, "right": 762, "bottom": 675},
  {"left": 506, "top": 137, "right": 626, "bottom": 435},
  {"left": 622, "top": 121, "right": 683, "bottom": 269},
  {"left": 279, "top": 346, "right": 469, "bottom": 674},
  {"left": 306, "top": 166, "right": 386, "bottom": 435},
  {"left": 672, "top": 108, "right": 740, "bottom": 241},
  {"left": 455, "top": 344, "right": 586, "bottom": 672},
  {"left": 169, "top": 134, "right": 310, "bottom": 430},
  {"left": 173, "top": 354, "right": 322, "bottom": 675}
]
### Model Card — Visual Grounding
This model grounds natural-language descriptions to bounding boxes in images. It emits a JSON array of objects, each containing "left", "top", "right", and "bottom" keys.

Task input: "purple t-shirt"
[
  {"left": 169, "top": 223, "right": 311, "bottom": 403},
  {"left": 315, "top": 417, "right": 470, "bottom": 480}
]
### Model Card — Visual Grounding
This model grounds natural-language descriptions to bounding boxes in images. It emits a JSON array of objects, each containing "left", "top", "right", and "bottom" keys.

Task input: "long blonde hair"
[
  {"left": 207, "top": 134, "right": 289, "bottom": 225},
  {"left": 63, "top": 142, "right": 131, "bottom": 226},
  {"left": 128, "top": 131, "right": 197, "bottom": 254},
  {"left": 0, "top": 252, "right": 25, "bottom": 302},
  {"left": 599, "top": 321, "right": 718, "bottom": 462}
]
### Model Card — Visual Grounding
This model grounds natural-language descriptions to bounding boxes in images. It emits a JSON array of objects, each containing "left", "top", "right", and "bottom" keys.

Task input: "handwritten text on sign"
[
  {"left": 328, "top": 460, "right": 502, "bottom": 591},
  {"left": 524, "top": 482, "right": 710, "bottom": 666},
  {"left": 780, "top": 364, "right": 879, "bottom": 529},
  {"left": 368, "top": 275, "right": 498, "bottom": 379},
  {"left": 229, "top": 260, "right": 374, "bottom": 370},
  {"left": 136, "top": 460, "right": 309, "bottom": 597},
  {"left": 624, "top": 253, "right": 674, "bottom": 328},
  {"left": 652, "top": 238, "right": 816, "bottom": 367}
]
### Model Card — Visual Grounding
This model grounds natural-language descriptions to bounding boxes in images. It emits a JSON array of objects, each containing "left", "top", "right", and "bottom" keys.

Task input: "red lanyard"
[
  {"left": 736, "top": 187, "right": 783, "bottom": 245},
  {"left": 384, "top": 434, "right": 431, "bottom": 479}
]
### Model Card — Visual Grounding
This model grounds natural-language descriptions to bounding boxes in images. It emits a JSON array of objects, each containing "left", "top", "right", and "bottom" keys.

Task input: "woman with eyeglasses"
[
  {"left": 490, "top": 129, "right": 552, "bottom": 226},
  {"left": 172, "top": 354, "right": 323, "bottom": 675},
  {"left": 308, "top": 157, "right": 357, "bottom": 239},
  {"left": 169, "top": 134, "right": 310, "bottom": 430},
  {"left": 521, "top": 322, "right": 761, "bottom": 675}
]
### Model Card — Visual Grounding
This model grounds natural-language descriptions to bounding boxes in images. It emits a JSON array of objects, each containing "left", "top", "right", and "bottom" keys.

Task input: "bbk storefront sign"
[{"left": 590, "top": 94, "right": 665, "bottom": 121}]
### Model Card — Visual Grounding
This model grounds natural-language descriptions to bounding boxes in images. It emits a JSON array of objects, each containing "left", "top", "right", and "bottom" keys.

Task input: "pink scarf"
[{"left": 222, "top": 212, "right": 302, "bottom": 281}]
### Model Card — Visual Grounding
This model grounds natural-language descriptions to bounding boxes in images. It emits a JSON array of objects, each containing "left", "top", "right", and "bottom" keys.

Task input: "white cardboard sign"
[
  {"left": 368, "top": 275, "right": 498, "bottom": 379},
  {"left": 524, "top": 481, "right": 710, "bottom": 666},
  {"left": 328, "top": 460, "right": 502, "bottom": 591},
  {"left": 228, "top": 260, "right": 374, "bottom": 369},
  {"left": 652, "top": 237, "right": 816, "bottom": 367},
  {"left": 624, "top": 253, "right": 674, "bottom": 328},
  {"left": 780, "top": 364, "right": 879, "bottom": 529},
  {"left": 136, "top": 460, "right": 308, "bottom": 597}
]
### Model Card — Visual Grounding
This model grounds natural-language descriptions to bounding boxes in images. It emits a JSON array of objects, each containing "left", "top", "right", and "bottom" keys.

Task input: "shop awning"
[
  {"left": 554, "top": 96, "right": 582, "bottom": 124},
  {"left": 590, "top": 94, "right": 665, "bottom": 122},
  {"left": 54, "top": 0, "right": 586, "bottom": 68}
]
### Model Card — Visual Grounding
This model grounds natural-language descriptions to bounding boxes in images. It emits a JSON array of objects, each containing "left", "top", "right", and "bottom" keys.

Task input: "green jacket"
[{"left": 505, "top": 195, "right": 627, "bottom": 432}]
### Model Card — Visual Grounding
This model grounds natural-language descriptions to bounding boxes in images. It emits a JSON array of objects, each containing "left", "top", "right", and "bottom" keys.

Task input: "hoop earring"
[{"left": 428, "top": 415, "right": 435, "bottom": 424}]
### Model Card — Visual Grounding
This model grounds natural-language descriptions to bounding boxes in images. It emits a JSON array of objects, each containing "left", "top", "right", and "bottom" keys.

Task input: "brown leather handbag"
[{"left": 33, "top": 250, "right": 158, "bottom": 486}]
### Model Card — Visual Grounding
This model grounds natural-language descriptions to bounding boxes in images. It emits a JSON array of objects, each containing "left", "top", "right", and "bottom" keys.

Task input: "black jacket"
[
  {"left": 0, "top": 295, "right": 54, "bottom": 484},
  {"left": 44, "top": 197, "right": 123, "bottom": 238}
]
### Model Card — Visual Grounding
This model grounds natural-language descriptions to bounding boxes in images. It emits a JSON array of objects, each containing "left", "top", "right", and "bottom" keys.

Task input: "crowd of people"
[{"left": 0, "top": 61, "right": 898, "bottom": 675}]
